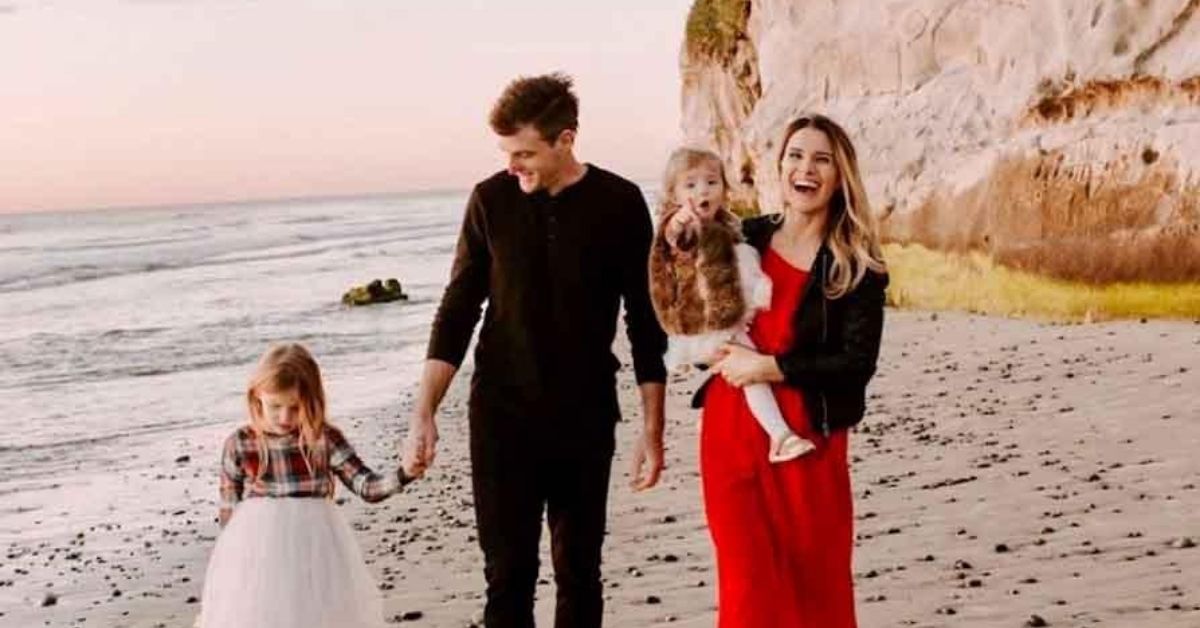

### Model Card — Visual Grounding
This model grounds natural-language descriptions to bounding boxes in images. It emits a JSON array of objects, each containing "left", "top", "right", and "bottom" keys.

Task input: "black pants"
[{"left": 469, "top": 409, "right": 615, "bottom": 628}]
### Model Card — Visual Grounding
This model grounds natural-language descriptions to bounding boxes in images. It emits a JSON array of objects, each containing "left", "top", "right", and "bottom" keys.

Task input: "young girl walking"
[
  {"left": 198, "top": 343, "right": 423, "bottom": 628},
  {"left": 649, "top": 148, "right": 814, "bottom": 463}
]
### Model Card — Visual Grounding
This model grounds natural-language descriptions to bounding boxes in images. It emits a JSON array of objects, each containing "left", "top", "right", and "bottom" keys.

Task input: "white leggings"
[{"left": 733, "top": 330, "right": 793, "bottom": 441}]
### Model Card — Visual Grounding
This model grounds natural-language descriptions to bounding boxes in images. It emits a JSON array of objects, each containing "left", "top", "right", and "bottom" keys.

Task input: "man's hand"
[
  {"left": 629, "top": 428, "right": 664, "bottom": 491},
  {"left": 400, "top": 440, "right": 428, "bottom": 480},
  {"left": 401, "top": 359, "right": 456, "bottom": 471},
  {"left": 403, "top": 415, "right": 439, "bottom": 470}
]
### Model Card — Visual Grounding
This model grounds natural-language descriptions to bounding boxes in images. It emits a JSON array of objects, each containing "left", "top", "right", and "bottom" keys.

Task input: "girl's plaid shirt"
[{"left": 218, "top": 424, "right": 412, "bottom": 524}]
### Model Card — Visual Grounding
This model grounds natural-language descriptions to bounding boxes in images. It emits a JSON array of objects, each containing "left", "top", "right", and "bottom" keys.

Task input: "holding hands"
[
  {"left": 400, "top": 447, "right": 427, "bottom": 481},
  {"left": 400, "top": 415, "right": 437, "bottom": 480}
]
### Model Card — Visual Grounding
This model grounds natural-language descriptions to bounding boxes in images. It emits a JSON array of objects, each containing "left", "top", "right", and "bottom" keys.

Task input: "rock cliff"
[{"left": 681, "top": 0, "right": 1200, "bottom": 283}]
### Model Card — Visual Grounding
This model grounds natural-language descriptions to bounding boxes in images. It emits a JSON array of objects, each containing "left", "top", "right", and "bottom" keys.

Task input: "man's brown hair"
[{"left": 489, "top": 73, "right": 580, "bottom": 142}]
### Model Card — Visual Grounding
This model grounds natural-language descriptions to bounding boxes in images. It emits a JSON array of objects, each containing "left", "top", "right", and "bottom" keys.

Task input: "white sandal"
[{"left": 768, "top": 433, "right": 816, "bottom": 463}]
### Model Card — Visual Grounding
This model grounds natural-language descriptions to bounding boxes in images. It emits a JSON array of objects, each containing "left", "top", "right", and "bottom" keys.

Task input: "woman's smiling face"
[{"left": 779, "top": 126, "right": 840, "bottom": 217}]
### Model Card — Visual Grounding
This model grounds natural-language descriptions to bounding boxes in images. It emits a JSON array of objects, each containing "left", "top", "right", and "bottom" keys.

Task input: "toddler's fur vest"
[{"left": 648, "top": 210, "right": 747, "bottom": 336}]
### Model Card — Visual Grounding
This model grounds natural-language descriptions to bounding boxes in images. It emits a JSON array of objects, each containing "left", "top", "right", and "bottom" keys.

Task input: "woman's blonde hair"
[
  {"left": 776, "top": 114, "right": 885, "bottom": 298},
  {"left": 245, "top": 343, "right": 329, "bottom": 482}
]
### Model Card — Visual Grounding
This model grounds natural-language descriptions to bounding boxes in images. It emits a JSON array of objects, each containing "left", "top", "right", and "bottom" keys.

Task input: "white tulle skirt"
[
  {"left": 665, "top": 329, "right": 738, "bottom": 370},
  {"left": 198, "top": 498, "right": 385, "bottom": 628}
]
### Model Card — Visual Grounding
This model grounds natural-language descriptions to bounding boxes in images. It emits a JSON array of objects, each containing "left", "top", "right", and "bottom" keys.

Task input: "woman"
[{"left": 698, "top": 114, "right": 888, "bottom": 627}]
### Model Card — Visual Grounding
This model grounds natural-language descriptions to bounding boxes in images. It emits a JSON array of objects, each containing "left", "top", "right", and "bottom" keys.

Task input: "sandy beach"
[{"left": 3, "top": 310, "right": 1198, "bottom": 627}]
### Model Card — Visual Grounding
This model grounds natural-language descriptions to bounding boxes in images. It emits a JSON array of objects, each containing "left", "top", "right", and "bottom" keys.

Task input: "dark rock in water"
[
  {"left": 343, "top": 278, "right": 409, "bottom": 306},
  {"left": 1025, "top": 614, "right": 1049, "bottom": 626},
  {"left": 41, "top": 592, "right": 57, "bottom": 607}
]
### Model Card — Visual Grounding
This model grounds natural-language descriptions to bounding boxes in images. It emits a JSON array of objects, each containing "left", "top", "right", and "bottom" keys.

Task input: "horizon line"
[
  {"left": 0, "top": 174, "right": 663, "bottom": 219},
  {"left": 0, "top": 185, "right": 474, "bottom": 219}
]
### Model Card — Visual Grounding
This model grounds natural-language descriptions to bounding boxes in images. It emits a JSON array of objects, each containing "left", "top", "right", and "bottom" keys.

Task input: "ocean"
[
  {"left": 0, "top": 190, "right": 481, "bottom": 545},
  {"left": 0, "top": 193, "right": 470, "bottom": 453},
  {"left": 0, "top": 186, "right": 659, "bottom": 543}
]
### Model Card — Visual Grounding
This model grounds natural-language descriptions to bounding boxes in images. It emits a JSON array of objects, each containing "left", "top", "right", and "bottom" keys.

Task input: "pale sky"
[{"left": 0, "top": 1, "right": 693, "bottom": 213}]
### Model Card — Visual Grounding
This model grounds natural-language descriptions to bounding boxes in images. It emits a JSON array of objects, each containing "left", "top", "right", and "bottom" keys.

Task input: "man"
[{"left": 402, "top": 73, "right": 668, "bottom": 628}]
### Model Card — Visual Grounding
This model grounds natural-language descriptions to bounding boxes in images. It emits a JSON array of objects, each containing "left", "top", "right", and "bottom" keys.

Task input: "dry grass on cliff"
[
  {"left": 883, "top": 243, "right": 1200, "bottom": 321},
  {"left": 684, "top": 0, "right": 750, "bottom": 63},
  {"left": 889, "top": 147, "right": 1200, "bottom": 286},
  {"left": 993, "top": 231, "right": 1200, "bottom": 284}
]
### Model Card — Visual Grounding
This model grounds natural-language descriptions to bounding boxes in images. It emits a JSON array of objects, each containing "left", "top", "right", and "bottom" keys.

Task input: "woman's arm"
[
  {"left": 711, "top": 343, "right": 785, "bottom": 387},
  {"left": 713, "top": 271, "right": 887, "bottom": 389}
]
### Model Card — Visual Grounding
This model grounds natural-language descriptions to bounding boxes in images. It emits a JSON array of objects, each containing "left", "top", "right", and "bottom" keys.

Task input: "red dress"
[{"left": 700, "top": 247, "right": 857, "bottom": 628}]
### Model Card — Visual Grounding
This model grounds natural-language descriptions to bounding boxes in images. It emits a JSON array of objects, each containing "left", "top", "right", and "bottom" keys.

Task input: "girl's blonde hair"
[
  {"left": 659, "top": 147, "right": 740, "bottom": 233},
  {"left": 245, "top": 343, "right": 328, "bottom": 482},
  {"left": 776, "top": 114, "right": 886, "bottom": 298},
  {"left": 650, "top": 147, "right": 746, "bottom": 335}
]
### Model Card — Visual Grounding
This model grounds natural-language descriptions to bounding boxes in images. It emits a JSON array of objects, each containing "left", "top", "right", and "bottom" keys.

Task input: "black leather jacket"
[{"left": 690, "top": 215, "right": 889, "bottom": 436}]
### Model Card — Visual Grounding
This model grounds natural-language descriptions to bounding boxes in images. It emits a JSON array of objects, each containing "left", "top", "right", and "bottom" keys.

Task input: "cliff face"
[{"left": 681, "top": 0, "right": 1200, "bottom": 283}]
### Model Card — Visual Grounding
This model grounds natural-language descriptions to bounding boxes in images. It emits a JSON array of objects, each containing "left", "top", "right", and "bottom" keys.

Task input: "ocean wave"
[
  {"left": 6, "top": 356, "right": 249, "bottom": 391},
  {"left": 0, "top": 261, "right": 180, "bottom": 294},
  {"left": 25, "top": 233, "right": 204, "bottom": 255},
  {"left": 1, "top": 319, "right": 430, "bottom": 392},
  {"left": 0, "top": 222, "right": 458, "bottom": 295},
  {"left": 282, "top": 214, "right": 339, "bottom": 225},
  {"left": 0, "top": 414, "right": 220, "bottom": 457},
  {"left": 99, "top": 326, "right": 171, "bottom": 338}
]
